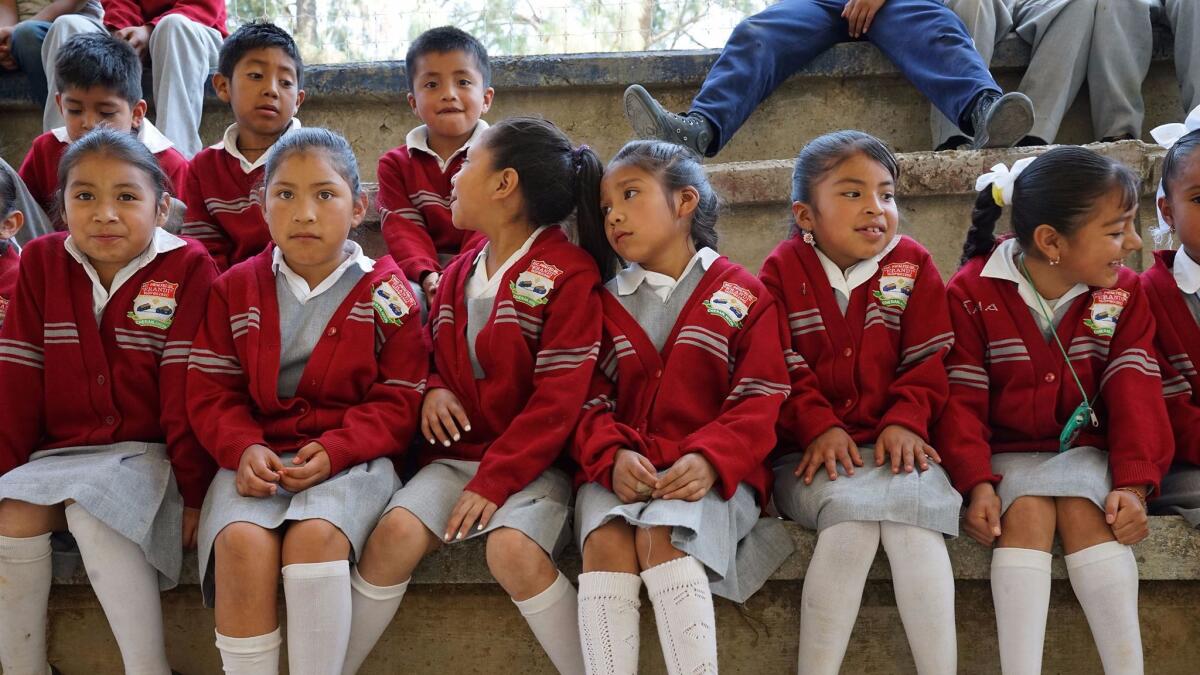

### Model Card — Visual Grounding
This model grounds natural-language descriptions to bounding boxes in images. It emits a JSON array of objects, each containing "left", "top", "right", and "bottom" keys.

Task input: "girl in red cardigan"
[
  {"left": 342, "top": 118, "right": 603, "bottom": 675},
  {"left": 939, "top": 147, "right": 1169, "bottom": 674},
  {"left": 1144, "top": 129, "right": 1200, "bottom": 525},
  {"left": 187, "top": 128, "right": 426, "bottom": 674},
  {"left": 572, "top": 140, "right": 793, "bottom": 675},
  {"left": 0, "top": 128, "right": 217, "bottom": 674},
  {"left": 762, "top": 131, "right": 961, "bottom": 675}
]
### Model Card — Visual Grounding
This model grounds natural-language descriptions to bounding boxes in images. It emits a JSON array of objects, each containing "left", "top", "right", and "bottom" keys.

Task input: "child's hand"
[
  {"left": 1105, "top": 488, "right": 1150, "bottom": 545},
  {"left": 796, "top": 427, "right": 862, "bottom": 484},
  {"left": 114, "top": 25, "right": 151, "bottom": 58},
  {"left": 422, "top": 272, "right": 441, "bottom": 304},
  {"left": 653, "top": 453, "right": 717, "bottom": 501},
  {"left": 842, "top": 0, "right": 886, "bottom": 38},
  {"left": 278, "top": 442, "right": 332, "bottom": 493},
  {"left": 237, "top": 444, "right": 284, "bottom": 497},
  {"left": 612, "top": 448, "right": 658, "bottom": 503},
  {"left": 875, "top": 424, "right": 941, "bottom": 474},
  {"left": 421, "top": 388, "right": 471, "bottom": 447},
  {"left": 964, "top": 482, "right": 1002, "bottom": 547},
  {"left": 182, "top": 507, "right": 200, "bottom": 549},
  {"left": 443, "top": 489, "right": 498, "bottom": 542}
]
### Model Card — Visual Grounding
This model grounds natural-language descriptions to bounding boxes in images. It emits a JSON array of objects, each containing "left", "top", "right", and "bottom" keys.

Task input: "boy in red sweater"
[
  {"left": 378, "top": 26, "right": 494, "bottom": 304},
  {"left": 18, "top": 32, "right": 188, "bottom": 226},
  {"left": 180, "top": 21, "right": 304, "bottom": 270}
]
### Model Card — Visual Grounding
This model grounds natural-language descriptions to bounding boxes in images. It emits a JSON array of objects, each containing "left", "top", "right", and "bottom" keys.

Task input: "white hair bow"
[
  {"left": 974, "top": 156, "right": 1037, "bottom": 207},
  {"left": 1150, "top": 105, "right": 1200, "bottom": 245}
]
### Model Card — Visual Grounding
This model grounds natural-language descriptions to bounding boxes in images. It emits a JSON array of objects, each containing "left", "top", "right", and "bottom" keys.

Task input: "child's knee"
[
  {"left": 485, "top": 528, "right": 553, "bottom": 590},
  {"left": 582, "top": 520, "right": 638, "bottom": 573},
  {"left": 215, "top": 521, "right": 279, "bottom": 564},
  {"left": 634, "top": 525, "right": 685, "bottom": 569},
  {"left": 368, "top": 508, "right": 434, "bottom": 553},
  {"left": 282, "top": 518, "right": 350, "bottom": 562},
  {"left": 0, "top": 498, "right": 65, "bottom": 537}
]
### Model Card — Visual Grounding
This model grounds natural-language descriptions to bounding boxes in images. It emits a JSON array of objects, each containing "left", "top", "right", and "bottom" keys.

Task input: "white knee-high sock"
[
  {"left": 577, "top": 571, "right": 642, "bottom": 675},
  {"left": 640, "top": 556, "right": 717, "bottom": 675},
  {"left": 1065, "top": 541, "right": 1143, "bottom": 675},
  {"left": 513, "top": 571, "right": 586, "bottom": 675},
  {"left": 340, "top": 568, "right": 408, "bottom": 675},
  {"left": 281, "top": 560, "right": 352, "bottom": 675},
  {"left": 65, "top": 503, "right": 170, "bottom": 675},
  {"left": 0, "top": 533, "right": 53, "bottom": 675},
  {"left": 991, "top": 547, "right": 1052, "bottom": 675},
  {"left": 880, "top": 522, "right": 957, "bottom": 675},
  {"left": 215, "top": 628, "right": 282, "bottom": 675},
  {"left": 798, "top": 520, "right": 881, "bottom": 675}
]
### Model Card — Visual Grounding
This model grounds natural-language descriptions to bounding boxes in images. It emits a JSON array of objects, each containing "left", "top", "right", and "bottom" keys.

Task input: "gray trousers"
[
  {"left": 1091, "top": 0, "right": 1200, "bottom": 138},
  {"left": 41, "top": 14, "right": 221, "bottom": 158},
  {"left": 933, "top": 0, "right": 1098, "bottom": 145}
]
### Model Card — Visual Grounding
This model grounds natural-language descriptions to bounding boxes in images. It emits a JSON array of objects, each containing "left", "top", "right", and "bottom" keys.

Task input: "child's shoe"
[{"left": 623, "top": 84, "right": 714, "bottom": 157}]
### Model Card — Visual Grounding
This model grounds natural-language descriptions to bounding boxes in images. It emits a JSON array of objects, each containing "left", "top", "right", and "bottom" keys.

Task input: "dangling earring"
[
  {"left": 1049, "top": 256, "right": 1061, "bottom": 266},
  {"left": 802, "top": 230, "right": 815, "bottom": 246}
]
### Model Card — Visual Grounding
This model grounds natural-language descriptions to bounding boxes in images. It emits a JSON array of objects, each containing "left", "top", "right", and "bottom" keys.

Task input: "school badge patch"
[
  {"left": 1083, "top": 288, "right": 1130, "bottom": 338},
  {"left": 873, "top": 262, "right": 919, "bottom": 310},
  {"left": 373, "top": 275, "right": 418, "bottom": 326},
  {"left": 127, "top": 280, "right": 179, "bottom": 329},
  {"left": 510, "top": 260, "right": 563, "bottom": 307},
  {"left": 704, "top": 282, "right": 757, "bottom": 328},
  {"left": 0, "top": 296, "right": 8, "bottom": 325}
]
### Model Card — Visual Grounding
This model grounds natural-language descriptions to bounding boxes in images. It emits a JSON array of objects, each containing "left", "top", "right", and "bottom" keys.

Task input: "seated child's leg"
[
  {"left": 0, "top": 499, "right": 63, "bottom": 673},
  {"left": 635, "top": 526, "right": 717, "bottom": 675},
  {"left": 64, "top": 502, "right": 171, "bottom": 674},
  {"left": 214, "top": 522, "right": 283, "bottom": 635},
  {"left": 341, "top": 508, "right": 442, "bottom": 675},
  {"left": 1056, "top": 497, "right": 1143, "bottom": 674},
  {"left": 579, "top": 520, "right": 641, "bottom": 675},
  {"left": 798, "top": 521, "right": 881, "bottom": 675},
  {"left": 992, "top": 496, "right": 1055, "bottom": 675},
  {"left": 281, "top": 519, "right": 353, "bottom": 675},
  {"left": 487, "top": 527, "right": 585, "bottom": 675},
  {"left": 879, "top": 522, "right": 956, "bottom": 675}
]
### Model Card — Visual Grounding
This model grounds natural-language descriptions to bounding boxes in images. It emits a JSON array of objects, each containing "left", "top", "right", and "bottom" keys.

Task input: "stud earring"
[
  {"left": 1049, "top": 256, "right": 1061, "bottom": 266},
  {"left": 802, "top": 230, "right": 815, "bottom": 245}
]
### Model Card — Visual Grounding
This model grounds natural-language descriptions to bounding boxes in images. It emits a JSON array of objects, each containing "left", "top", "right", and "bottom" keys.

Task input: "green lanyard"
[{"left": 1019, "top": 256, "right": 1100, "bottom": 452}]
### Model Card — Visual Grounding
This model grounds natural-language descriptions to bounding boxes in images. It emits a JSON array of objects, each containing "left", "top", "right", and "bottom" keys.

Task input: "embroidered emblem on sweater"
[
  {"left": 704, "top": 282, "right": 757, "bottom": 328},
  {"left": 127, "top": 280, "right": 179, "bottom": 329},
  {"left": 373, "top": 275, "right": 418, "bottom": 326},
  {"left": 510, "top": 260, "right": 563, "bottom": 307},
  {"left": 1084, "top": 288, "right": 1130, "bottom": 337},
  {"left": 873, "top": 262, "right": 918, "bottom": 310},
  {"left": 0, "top": 297, "right": 7, "bottom": 326}
]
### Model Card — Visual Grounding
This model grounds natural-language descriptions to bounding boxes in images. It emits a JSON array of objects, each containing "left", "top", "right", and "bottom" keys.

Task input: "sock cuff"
[
  {"left": 578, "top": 571, "right": 642, "bottom": 601},
  {"left": 991, "top": 547, "right": 1053, "bottom": 572},
  {"left": 350, "top": 566, "right": 409, "bottom": 600},
  {"left": 639, "top": 555, "right": 708, "bottom": 593},
  {"left": 281, "top": 559, "right": 350, "bottom": 580},
  {"left": 214, "top": 627, "right": 282, "bottom": 654},
  {"left": 513, "top": 571, "right": 574, "bottom": 616},
  {"left": 1064, "top": 540, "right": 1133, "bottom": 570},
  {"left": 0, "top": 532, "right": 52, "bottom": 563}
]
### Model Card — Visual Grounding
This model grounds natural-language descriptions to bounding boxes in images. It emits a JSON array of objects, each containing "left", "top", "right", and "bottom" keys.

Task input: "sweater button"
[
  {"left": 842, "top": 347, "right": 853, "bottom": 358},
  {"left": 96, "top": 374, "right": 105, "bottom": 385},
  {"left": 327, "top": 327, "right": 338, "bottom": 337},
  {"left": 654, "top": 369, "right": 662, "bottom": 378},
  {"left": 104, "top": 416, "right": 115, "bottom": 426},
  {"left": 1044, "top": 373, "right": 1056, "bottom": 383},
  {"left": 843, "top": 399, "right": 853, "bottom": 408}
]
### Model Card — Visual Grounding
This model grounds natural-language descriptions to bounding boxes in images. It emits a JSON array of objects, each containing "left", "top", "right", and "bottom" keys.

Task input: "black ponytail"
[
  {"left": 960, "top": 187, "right": 1004, "bottom": 264},
  {"left": 571, "top": 146, "right": 616, "bottom": 280}
]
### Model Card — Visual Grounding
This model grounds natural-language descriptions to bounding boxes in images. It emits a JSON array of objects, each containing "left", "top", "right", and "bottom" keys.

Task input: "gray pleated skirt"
[
  {"left": 384, "top": 459, "right": 573, "bottom": 557},
  {"left": 992, "top": 446, "right": 1112, "bottom": 514},
  {"left": 773, "top": 449, "right": 961, "bottom": 537},
  {"left": 0, "top": 442, "right": 183, "bottom": 589},
  {"left": 574, "top": 479, "right": 794, "bottom": 603},
  {"left": 198, "top": 454, "right": 398, "bottom": 606},
  {"left": 1151, "top": 465, "right": 1200, "bottom": 527}
]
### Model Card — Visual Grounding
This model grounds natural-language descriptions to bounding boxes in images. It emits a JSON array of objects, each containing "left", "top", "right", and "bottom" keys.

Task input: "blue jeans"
[
  {"left": 690, "top": 0, "right": 1001, "bottom": 155},
  {"left": 10, "top": 19, "right": 51, "bottom": 106}
]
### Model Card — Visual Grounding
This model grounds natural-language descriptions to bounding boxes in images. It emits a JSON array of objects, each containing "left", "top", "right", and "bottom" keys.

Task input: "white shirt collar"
[
  {"left": 1174, "top": 248, "right": 1200, "bottom": 295},
  {"left": 982, "top": 237, "right": 1090, "bottom": 327},
  {"left": 466, "top": 225, "right": 549, "bottom": 300},
  {"left": 64, "top": 227, "right": 186, "bottom": 324},
  {"left": 271, "top": 240, "right": 374, "bottom": 305},
  {"left": 219, "top": 118, "right": 302, "bottom": 174},
  {"left": 405, "top": 119, "right": 490, "bottom": 172},
  {"left": 52, "top": 119, "right": 174, "bottom": 154},
  {"left": 614, "top": 247, "right": 720, "bottom": 301},
  {"left": 814, "top": 234, "right": 902, "bottom": 309}
]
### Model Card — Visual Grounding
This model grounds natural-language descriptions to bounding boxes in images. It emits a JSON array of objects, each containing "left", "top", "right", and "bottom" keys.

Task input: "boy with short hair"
[
  {"left": 179, "top": 21, "right": 305, "bottom": 270},
  {"left": 17, "top": 31, "right": 188, "bottom": 225},
  {"left": 378, "top": 26, "right": 494, "bottom": 303}
]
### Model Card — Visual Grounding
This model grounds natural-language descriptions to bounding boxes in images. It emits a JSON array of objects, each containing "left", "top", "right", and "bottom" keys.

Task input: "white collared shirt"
[
  {"left": 814, "top": 234, "right": 902, "bottom": 314},
  {"left": 271, "top": 240, "right": 374, "bottom": 305},
  {"left": 52, "top": 119, "right": 175, "bottom": 154},
  {"left": 1174, "top": 247, "right": 1200, "bottom": 295},
  {"left": 466, "top": 225, "right": 548, "bottom": 301},
  {"left": 65, "top": 227, "right": 186, "bottom": 323},
  {"left": 406, "top": 119, "right": 489, "bottom": 172},
  {"left": 982, "top": 238, "right": 1089, "bottom": 334},
  {"left": 614, "top": 247, "right": 720, "bottom": 302},
  {"left": 216, "top": 118, "right": 302, "bottom": 174}
]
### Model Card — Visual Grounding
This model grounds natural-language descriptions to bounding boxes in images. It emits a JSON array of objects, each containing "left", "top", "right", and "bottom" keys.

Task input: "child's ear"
[
  {"left": 155, "top": 192, "right": 172, "bottom": 227},
  {"left": 55, "top": 92, "right": 65, "bottom": 118},
  {"left": 1032, "top": 223, "right": 1064, "bottom": 262},
  {"left": 407, "top": 92, "right": 418, "bottom": 115},
  {"left": 132, "top": 100, "right": 148, "bottom": 128},
  {"left": 350, "top": 191, "right": 368, "bottom": 228},
  {"left": 480, "top": 87, "right": 495, "bottom": 115},
  {"left": 792, "top": 200, "right": 814, "bottom": 231},
  {"left": 675, "top": 185, "right": 699, "bottom": 219},
  {"left": 0, "top": 210, "right": 25, "bottom": 241},
  {"left": 494, "top": 167, "right": 519, "bottom": 200},
  {"left": 293, "top": 89, "right": 306, "bottom": 113},
  {"left": 213, "top": 72, "right": 231, "bottom": 103},
  {"left": 1158, "top": 194, "right": 1176, "bottom": 230}
]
